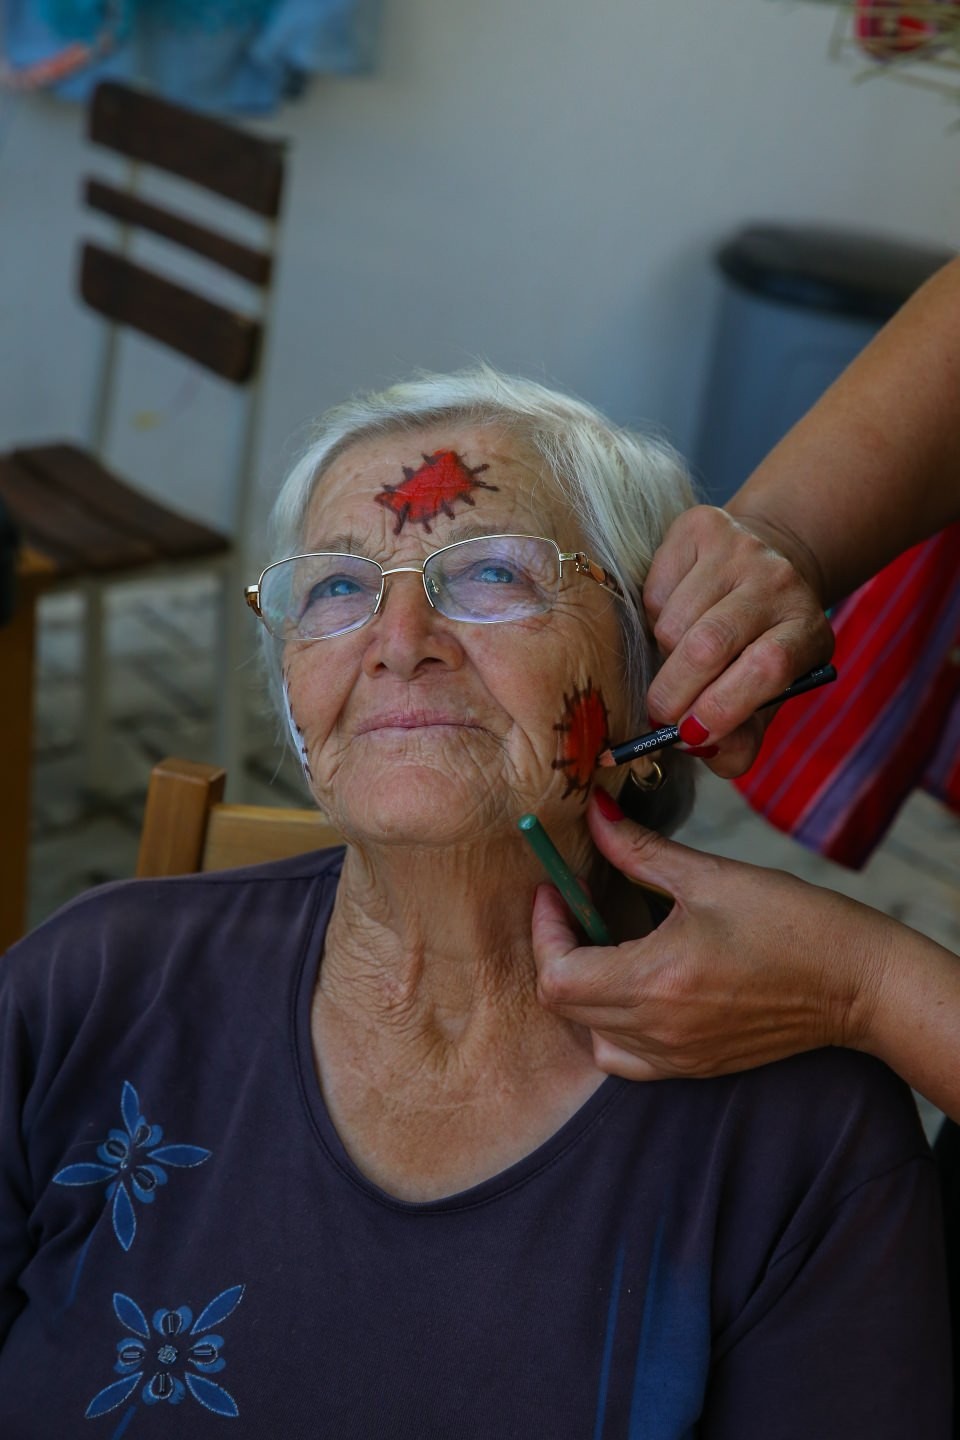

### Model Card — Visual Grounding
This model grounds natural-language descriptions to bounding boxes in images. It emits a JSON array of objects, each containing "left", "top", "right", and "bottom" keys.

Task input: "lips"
[{"left": 354, "top": 711, "right": 482, "bottom": 735}]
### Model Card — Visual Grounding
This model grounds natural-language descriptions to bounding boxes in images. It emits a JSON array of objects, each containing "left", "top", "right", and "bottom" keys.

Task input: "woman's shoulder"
[
  {"left": 1, "top": 846, "right": 346, "bottom": 1015},
  {"left": 14, "top": 845, "right": 344, "bottom": 934},
  {"left": 694, "top": 1047, "right": 946, "bottom": 1384},
  {"left": 600, "top": 1046, "right": 933, "bottom": 1246},
  {"left": 735, "top": 1043, "right": 927, "bottom": 1136},
  {"left": 709, "top": 1045, "right": 934, "bottom": 1219}
]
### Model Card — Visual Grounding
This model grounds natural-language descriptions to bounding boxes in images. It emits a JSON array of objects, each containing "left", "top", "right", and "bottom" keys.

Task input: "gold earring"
[{"left": 626, "top": 760, "right": 665, "bottom": 793}]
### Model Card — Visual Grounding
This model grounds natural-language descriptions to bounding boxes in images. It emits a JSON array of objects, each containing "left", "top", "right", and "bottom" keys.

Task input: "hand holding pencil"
[
  {"left": 641, "top": 504, "right": 837, "bottom": 780},
  {"left": 530, "top": 787, "right": 895, "bottom": 1083}
]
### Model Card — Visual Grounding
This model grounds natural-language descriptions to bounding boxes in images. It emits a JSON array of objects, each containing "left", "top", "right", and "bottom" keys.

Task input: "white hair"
[{"left": 261, "top": 366, "right": 699, "bottom": 832}]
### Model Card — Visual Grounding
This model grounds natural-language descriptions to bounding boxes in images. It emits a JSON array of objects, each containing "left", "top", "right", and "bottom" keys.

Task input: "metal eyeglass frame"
[{"left": 243, "top": 533, "right": 625, "bottom": 642}]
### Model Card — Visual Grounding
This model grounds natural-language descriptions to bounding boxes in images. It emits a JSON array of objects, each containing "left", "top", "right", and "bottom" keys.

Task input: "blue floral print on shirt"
[
  {"left": 53, "top": 1081, "right": 211, "bottom": 1251},
  {"left": 86, "top": 1286, "right": 245, "bottom": 1420}
]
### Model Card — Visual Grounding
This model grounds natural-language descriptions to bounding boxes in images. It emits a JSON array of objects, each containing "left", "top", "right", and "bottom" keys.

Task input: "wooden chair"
[
  {"left": 0, "top": 80, "right": 287, "bottom": 797},
  {"left": 136, "top": 756, "right": 341, "bottom": 878},
  {"left": 0, "top": 516, "right": 50, "bottom": 954}
]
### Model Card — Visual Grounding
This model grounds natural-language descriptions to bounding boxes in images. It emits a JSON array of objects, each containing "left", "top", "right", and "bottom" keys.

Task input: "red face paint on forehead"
[
  {"left": 552, "top": 679, "right": 610, "bottom": 801},
  {"left": 374, "top": 449, "right": 498, "bottom": 535}
]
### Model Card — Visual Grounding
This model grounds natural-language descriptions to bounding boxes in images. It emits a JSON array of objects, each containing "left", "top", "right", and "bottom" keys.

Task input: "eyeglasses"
[{"left": 244, "top": 533, "right": 624, "bottom": 642}]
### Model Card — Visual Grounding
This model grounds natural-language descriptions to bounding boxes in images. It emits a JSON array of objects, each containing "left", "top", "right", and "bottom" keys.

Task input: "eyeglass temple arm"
[
  {"left": 243, "top": 584, "right": 262, "bottom": 617},
  {"left": 563, "top": 551, "right": 625, "bottom": 599}
]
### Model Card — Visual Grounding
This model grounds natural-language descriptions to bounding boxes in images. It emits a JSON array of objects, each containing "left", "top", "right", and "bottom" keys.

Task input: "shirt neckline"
[{"left": 292, "top": 859, "right": 628, "bottom": 1214}]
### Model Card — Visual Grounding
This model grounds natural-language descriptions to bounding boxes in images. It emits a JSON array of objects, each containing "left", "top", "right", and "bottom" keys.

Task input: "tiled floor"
[
  {"left": 27, "top": 578, "right": 960, "bottom": 1137},
  {"left": 29, "top": 580, "right": 305, "bottom": 924}
]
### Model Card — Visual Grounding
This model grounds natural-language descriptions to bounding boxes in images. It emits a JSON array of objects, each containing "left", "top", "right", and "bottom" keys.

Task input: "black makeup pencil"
[{"left": 597, "top": 664, "right": 837, "bottom": 768}]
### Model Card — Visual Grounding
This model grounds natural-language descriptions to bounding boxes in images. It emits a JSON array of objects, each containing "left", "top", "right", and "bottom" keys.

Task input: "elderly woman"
[{"left": 0, "top": 370, "right": 950, "bottom": 1435}]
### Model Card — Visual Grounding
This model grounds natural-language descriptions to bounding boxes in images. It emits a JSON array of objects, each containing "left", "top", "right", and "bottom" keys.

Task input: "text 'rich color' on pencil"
[{"left": 597, "top": 663, "right": 838, "bottom": 768}]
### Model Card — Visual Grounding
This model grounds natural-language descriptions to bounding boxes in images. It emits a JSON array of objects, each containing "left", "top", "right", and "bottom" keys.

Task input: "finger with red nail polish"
[
  {"left": 592, "top": 789, "right": 625, "bottom": 823},
  {"left": 678, "top": 714, "right": 710, "bottom": 745}
]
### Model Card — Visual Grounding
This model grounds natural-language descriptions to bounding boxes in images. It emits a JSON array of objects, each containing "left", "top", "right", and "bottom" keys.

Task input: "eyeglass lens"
[
  {"left": 427, "top": 536, "right": 560, "bottom": 624},
  {"left": 260, "top": 535, "right": 563, "bottom": 640}
]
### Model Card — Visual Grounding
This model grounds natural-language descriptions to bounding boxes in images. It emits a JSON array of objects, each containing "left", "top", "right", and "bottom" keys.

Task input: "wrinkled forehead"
[{"left": 300, "top": 423, "right": 574, "bottom": 555}]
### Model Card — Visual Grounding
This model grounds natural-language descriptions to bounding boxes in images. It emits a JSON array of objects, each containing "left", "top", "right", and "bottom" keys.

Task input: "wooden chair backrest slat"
[
  {"left": 80, "top": 244, "right": 262, "bottom": 383},
  {"left": 0, "top": 453, "right": 155, "bottom": 573},
  {"left": 1, "top": 447, "right": 229, "bottom": 577},
  {"left": 202, "top": 805, "right": 341, "bottom": 872},
  {"left": 137, "top": 758, "right": 341, "bottom": 878},
  {"left": 12, "top": 445, "right": 230, "bottom": 562},
  {"left": 85, "top": 180, "right": 273, "bottom": 286},
  {"left": 89, "top": 81, "right": 286, "bottom": 218}
]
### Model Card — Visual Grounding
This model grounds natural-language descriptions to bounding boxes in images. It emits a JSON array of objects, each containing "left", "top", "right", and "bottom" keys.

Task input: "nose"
[{"left": 360, "top": 569, "right": 464, "bottom": 680}]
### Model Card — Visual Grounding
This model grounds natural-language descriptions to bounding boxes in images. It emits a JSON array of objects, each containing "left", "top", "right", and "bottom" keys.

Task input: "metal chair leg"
[{"left": 80, "top": 580, "right": 110, "bottom": 796}]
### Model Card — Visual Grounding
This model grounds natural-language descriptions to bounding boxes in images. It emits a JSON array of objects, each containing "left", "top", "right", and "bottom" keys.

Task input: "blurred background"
[
  {"left": 1, "top": 0, "right": 958, "bottom": 1077},
  {"left": 5, "top": 1, "right": 959, "bottom": 521}
]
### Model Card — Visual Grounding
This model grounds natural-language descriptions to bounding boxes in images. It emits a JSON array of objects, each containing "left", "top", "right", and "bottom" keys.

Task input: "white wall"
[{"left": 1, "top": 0, "right": 958, "bottom": 548}]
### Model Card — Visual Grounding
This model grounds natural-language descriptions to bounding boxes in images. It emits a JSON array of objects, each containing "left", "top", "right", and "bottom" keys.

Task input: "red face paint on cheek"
[
  {"left": 373, "top": 449, "right": 498, "bottom": 534},
  {"left": 552, "top": 679, "right": 610, "bottom": 800}
]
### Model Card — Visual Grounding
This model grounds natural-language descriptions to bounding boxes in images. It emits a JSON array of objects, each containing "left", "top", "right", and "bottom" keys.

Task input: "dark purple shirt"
[{"left": 0, "top": 849, "right": 950, "bottom": 1437}]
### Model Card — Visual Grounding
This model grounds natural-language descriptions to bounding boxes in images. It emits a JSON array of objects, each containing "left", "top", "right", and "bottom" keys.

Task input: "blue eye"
[
  {"left": 475, "top": 563, "right": 515, "bottom": 585},
  {"left": 310, "top": 575, "right": 364, "bottom": 601}
]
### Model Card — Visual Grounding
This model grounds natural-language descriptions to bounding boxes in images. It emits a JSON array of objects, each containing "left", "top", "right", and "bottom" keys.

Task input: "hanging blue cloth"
[{"left": 1, "top": 0, "right": 382, "bottom": 111}]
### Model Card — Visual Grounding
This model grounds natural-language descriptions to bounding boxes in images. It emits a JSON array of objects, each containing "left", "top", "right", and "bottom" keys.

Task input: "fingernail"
[
  {"left": 678, "top": 714, "right": 710, "bottom": 745},
  {"left": 680, "top": 744, "right": 719, "bottom": 759},
  {"left": 593, "top": 788, "right": 625, "bottom": 823}
]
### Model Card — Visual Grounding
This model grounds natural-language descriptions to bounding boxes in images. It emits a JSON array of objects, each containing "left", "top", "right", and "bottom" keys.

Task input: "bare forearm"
[
  {"left": 726, "top": 255, "right": 960, "bottom": 608},
  {"left": 856, "top": 922, "right": 960, "bottom": 1126}
]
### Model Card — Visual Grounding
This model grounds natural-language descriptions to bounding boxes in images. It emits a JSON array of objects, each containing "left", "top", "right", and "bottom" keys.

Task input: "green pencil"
[{"left": 517, "top": 813, "right": 610, "bottom": 945}]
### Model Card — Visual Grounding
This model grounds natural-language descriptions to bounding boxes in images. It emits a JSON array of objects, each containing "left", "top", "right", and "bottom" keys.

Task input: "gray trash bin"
[{"left": 694, "top": 223, "right": 954, "bottom": 503}]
